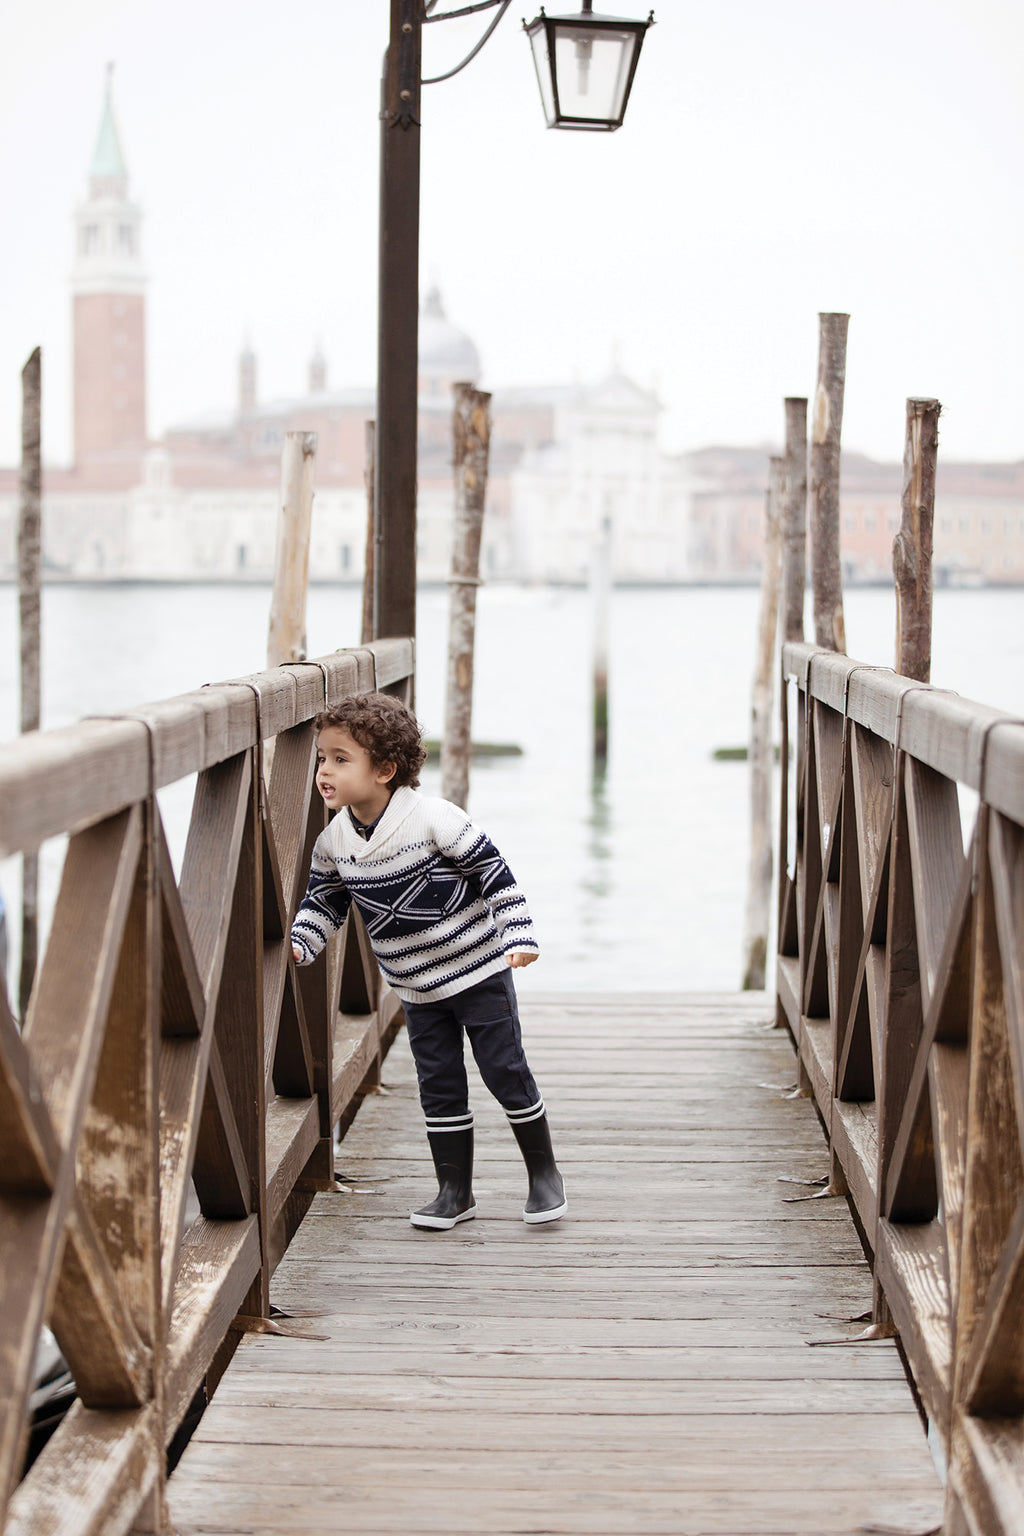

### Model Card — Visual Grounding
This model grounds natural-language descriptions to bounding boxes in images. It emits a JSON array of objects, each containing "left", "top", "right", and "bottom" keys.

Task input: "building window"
[
  {"left": 864, "top": 511, "right": 875, "bottom": 531},
  {"left": 118, "top": 224, "right": 135, "bottom": 254},
  {"left": 959, "top": 516, "right": 969, "bottom": 534},
  {"left": 236, "top": 545, "right": 247, "bottom": 570},
  {"left": 340, "top": 544, "right": 351, "bottom": 571},
  {"left": 81, "top": 224, "right": 100, "bottom": 255}
]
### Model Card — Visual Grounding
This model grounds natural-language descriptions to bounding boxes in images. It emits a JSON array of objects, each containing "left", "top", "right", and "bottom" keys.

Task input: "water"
[{"left": 1, "top": 582, "right": 1023, "bottom": 996}]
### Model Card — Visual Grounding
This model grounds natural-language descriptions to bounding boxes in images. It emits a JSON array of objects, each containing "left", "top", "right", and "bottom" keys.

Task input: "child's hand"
[
  {"left": 292, "top": 944, "right": 303, "bottom": 964},
  {"left": 507, "top": 951, "right": 538, "bottom": 969}
]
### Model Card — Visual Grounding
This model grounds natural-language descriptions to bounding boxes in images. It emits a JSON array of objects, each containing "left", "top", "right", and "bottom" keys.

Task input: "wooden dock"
[{"left": 167, "top": 992, "right": 943, "bottom": 1535}]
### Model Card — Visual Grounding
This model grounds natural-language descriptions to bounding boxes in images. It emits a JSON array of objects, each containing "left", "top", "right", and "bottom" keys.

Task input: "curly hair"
[{"left": 314, "top": 692, "right": 426, "bottom": 789}]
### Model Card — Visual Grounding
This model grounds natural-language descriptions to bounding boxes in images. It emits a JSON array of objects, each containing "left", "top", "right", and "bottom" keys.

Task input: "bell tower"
[{"left": 71, "top": 65, "right": 147, "bottom": 466}]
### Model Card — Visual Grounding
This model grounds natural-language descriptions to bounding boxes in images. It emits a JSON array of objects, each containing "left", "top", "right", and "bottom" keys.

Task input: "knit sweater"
[{"left": 290, "top": 786, "right": 539, "bottom": 1003}]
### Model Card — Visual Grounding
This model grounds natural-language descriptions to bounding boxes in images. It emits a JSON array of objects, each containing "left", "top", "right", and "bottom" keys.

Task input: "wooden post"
[
  {"left": 810, "top": 313, "right": 849, "bottom": 653},
  {"left": 440, "top": 384, "right": 492, "bottom": 810},
  {"left": 591, "top": 509, "right": 612, "bottom": 770},
  {"left": 742, "top": 456, "right": 784, "bottom": 991},
  {"left": 267, "top": 431, "right": 317, "bottom": 668},
  {"left": 374, "top": 0, "right": 421, "bottom": 641},
  {"left": 781, "top": 396, "right": 808, "bottom": 644},
  {"left": 361, "top": 421, "right": 375, "bottom": 646},
  {"left": 18, "top": 347, "right": 41, "bottom": 1018},
  {"left": 893, "top": 398, "right": 940, "bottom": 683}
]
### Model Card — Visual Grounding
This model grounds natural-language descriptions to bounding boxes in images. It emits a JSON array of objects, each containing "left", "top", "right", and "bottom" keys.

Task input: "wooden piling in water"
[
  {"left": 810, "top": 313, "right": 849, "bottom": 653},
  {"left": 440, "top": 384, "right": 491, "bottom": 810},
  {"left": 267, "top": 431, "right": 317, "bottom": 668},
  {"left": 893, "top": 398, "right": 940, "bottom": 683},
  {"left": 18, "top": 348, "right": 41, "bottom": 1017},
  {"left": 591, "top": 511, "right": 612, "bottom": 770},
  {"left": 742, "top": 457, "right": 783, "bottom": 991},
  {"left": 781, "top": 397, "right": 807, "bottom": 644}
]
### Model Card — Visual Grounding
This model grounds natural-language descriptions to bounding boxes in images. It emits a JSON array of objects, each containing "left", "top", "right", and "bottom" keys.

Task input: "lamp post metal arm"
[
  {"left": 421, "top": 0, "right": 512, "bottom": 84},
  {"left": 424, "top": 0, "right": 505, "bottom": 21}
]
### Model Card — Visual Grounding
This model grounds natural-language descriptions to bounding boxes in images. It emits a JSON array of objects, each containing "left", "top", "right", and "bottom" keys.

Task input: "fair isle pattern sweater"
[{"left": 290, "top": 786, "right": 539, "bottom": 1003}]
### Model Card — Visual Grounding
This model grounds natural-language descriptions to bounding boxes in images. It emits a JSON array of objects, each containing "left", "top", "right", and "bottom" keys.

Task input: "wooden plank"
[
  {"left": 985, "top": 726, "right": 1024, "bottom": 826},
  {"left": 178, "top": 752, "right": 251, "bottom": 1012},
  {"left": 830, "top": 1098, "right": 878, "bottom": 1235},
  {"left": 50, "top": 1190, "right": 150, "bottom": 1408},
  {"left": 904, "top": 756, "right": 964, "bottom": 1013},
  {"left": 164, "top": 1216, "right": 261, "bottom": 1433},
  {"left": 168, "top": 1483, "right": 943, "bottom": 1536},
  {"left": 169, "top": 997, "right": 941, "bottom": 1536},
  {"left": 874, "top": 1216, "right": 951, "bottom": 1425},
  {"left": 0, "top": 986, "right": 58, "bottom": 1193},
  {"left": 0, "top": 720, "right": 148, "bottom": 858},
  {"left": 265, "top": 1097, "right": 320, "bottom": 1229},
  {"left": 951, "top": 1411, "right": 1024, "bottom": 1536},
  {"left": 954, "top": 818, "right": 1024, "bottom": 1415},
  {"left": 5, "top": 1402, "right": 159, "bottom": 1536}
]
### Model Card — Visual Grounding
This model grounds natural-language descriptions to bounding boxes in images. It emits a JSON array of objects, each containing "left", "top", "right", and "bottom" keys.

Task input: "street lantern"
[{"left": 524, "top": 1, "right": 654, "bottom": 131}]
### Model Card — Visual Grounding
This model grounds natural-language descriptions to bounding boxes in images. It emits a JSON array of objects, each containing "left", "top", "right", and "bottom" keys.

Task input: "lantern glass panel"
[
  {"left": 527, "top": 26, "right": 557, "bottom": 126},
  {"left": 552, "top": 24, "right": 636, "bottom": 124}
]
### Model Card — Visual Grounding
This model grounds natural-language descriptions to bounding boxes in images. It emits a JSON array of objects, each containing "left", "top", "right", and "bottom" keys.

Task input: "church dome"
[{"left": 418, "top": 287, "right": 480, "bottom": 386}]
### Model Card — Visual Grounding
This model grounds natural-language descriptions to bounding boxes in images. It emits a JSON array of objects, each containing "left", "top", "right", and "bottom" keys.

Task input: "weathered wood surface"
[
  {"left": 893, "top": 398, "right": 940, "bottom": 684},
  {"left": 742, "top": 459, "right": 783, "bottom": 990},
  {"left": 266, "top": 430, "right": 317, "bottom": 669},
  {"left": 809, "top": 312, "right": 849, "bottom": 653},
  {"left": 778, "top": 640, "right": 1024, "bottom": 1534},
  {"left": 168, "top": 993, "right": 942, "bottom": 1536},
  {"left": 0, "top": 641, "right": 413, "bottom": 1535},
  {"left": 440, "top": 383, "right": 491, "bottom": 810}
]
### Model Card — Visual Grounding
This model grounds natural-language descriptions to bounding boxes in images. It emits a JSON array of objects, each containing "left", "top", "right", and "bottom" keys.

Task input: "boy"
[{"left": 291, "top": 691, "right": 566, "bottom": 1230}]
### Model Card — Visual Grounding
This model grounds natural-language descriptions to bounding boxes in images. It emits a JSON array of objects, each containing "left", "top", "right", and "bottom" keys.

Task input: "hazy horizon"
[{"left": 2, "top": 1, "right": 1022, "bottom": 470}]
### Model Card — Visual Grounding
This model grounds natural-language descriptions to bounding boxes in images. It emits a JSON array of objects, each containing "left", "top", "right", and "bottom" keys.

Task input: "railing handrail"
[
  {"left": 777, "top": 639, "right": 1024, "bottom": 1536},
  {"left": 0, "top": 637, "right": 415, "bottom": 859},
  {"left": 0, "top": 638, "right": 414, "bottom": 1535}
]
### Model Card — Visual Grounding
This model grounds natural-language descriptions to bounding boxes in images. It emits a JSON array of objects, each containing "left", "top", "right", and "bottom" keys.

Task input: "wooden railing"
[
  {"left": 0, "top": 639, "right": 413, "bottom": 1535},
  {"left": 776, "top": 640, "right": 1024, "bottom": 1536}
]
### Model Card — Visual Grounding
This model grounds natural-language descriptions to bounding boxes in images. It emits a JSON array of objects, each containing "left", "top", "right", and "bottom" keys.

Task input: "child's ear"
[{"left": 379, "top": 760, "right": 398, "bottom": 784}]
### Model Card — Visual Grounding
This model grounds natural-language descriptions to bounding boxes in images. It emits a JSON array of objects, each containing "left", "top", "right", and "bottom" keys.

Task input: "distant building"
[
  {"left": 687, "top": 448, "right": 1024, "bottom": 586},
  {"left": 1, "top": 73, "right": 1022, "bottom": 588}
]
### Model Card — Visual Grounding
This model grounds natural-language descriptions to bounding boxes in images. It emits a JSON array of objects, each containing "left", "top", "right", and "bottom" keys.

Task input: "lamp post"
[{"left": 373, "top": 0, "right": 653, "bottom": 642}]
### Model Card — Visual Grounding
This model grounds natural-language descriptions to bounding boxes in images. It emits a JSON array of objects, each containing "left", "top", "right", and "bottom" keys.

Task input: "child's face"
[{"left": 315, "top": 726, "right": 395, "bottom": 822}]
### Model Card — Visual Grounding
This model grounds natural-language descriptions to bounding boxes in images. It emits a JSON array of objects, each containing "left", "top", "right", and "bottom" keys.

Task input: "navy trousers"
[{"left": 402, "top": 967, "right": 541, "bottom": 1132}]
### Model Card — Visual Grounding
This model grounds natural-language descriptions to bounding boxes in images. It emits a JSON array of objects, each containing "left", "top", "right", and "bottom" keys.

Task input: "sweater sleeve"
[
  {"left": 290, "top": 832, "right": 353, "bottom": 966},
  {"left": 438, "top": 810, "right": 539, "bottom": 956}
]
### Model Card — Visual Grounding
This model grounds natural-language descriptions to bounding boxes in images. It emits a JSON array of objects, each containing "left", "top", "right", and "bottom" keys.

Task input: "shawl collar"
[{"left": 335, "top": 784, "right": 420, "bottom": 860}]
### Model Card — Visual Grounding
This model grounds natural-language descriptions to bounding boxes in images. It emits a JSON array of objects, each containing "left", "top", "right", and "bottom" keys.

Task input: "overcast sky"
[{"left": 1, "top": 0, "right": 1022, "bottom": 469}]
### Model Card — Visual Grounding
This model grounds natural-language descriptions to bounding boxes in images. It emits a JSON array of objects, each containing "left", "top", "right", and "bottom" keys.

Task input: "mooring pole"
[
  {"left": 441, "top": 384, "right": 492, "bottom": 810},
  {"left": 267, "top": 431, "right": 317, "bottom": 668},
  {"left": 591, "top": 509, "right": 612, "bottom": 770},
  {"left": 374, "top": 0, "right": 421, "bottom": 644},
  {"left": 893, "top": 398, "right": 941, "bottom": 683},
  {"left": 742, "top": 456, "right": 783, "bottom": 991},
  {"left": 810, "top": 313, "right": 849, "bottom": 653},
  {"left": 781, "top": 396, "right": 808, "bottom": 644},
  {"left": 18, "top": 347, "right": 42, "bottom": 1017}
]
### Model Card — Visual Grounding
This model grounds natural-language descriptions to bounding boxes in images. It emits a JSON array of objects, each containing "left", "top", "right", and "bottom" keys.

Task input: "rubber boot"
[
  {"left": 411, "top": 1127, "right": 476, "bottom": 1230},
  {"left": 509, "top": 1112, "right": 567, "bottom": 1224}
]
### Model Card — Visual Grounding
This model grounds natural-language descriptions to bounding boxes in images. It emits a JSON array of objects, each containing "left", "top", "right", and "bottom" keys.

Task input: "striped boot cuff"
[
  {"left": 505, "top": 1098, "right": 546, "bottom": 1126},
  {"left": 424, "top": 1111, "right": 474, "bottom": 1135}
]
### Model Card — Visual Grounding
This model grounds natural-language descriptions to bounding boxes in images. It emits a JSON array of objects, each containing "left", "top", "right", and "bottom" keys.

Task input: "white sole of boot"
[
  {"left": 523, "top": 1198, "right": 568, "bottom": 1224},
  {"left": 410, "top": 1204, "right": 477, "bottom": 1230}
]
